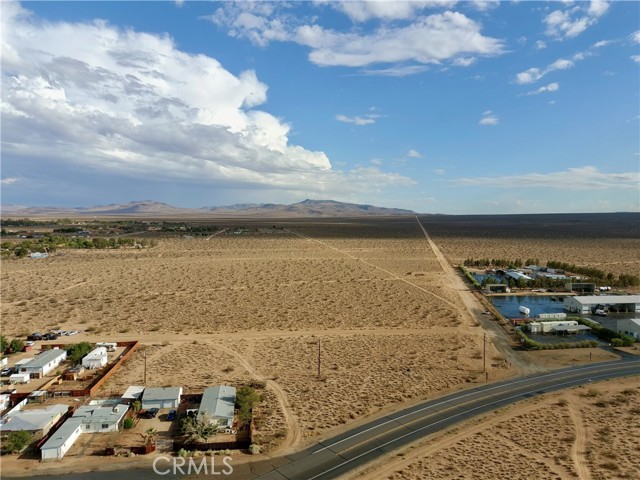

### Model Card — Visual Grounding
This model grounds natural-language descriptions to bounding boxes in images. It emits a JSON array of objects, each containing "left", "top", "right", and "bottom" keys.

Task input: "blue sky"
[{"left": 1, "top": 1, "right": 638, "bottom": 214}]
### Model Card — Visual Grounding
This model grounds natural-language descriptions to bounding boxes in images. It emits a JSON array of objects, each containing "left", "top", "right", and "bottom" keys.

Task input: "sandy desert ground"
[
  {"left": 1, "top": 214, "right": 638, "bottom": 474},
  {"left": 355, "top": 376, "right": 640, "bottom": 480}
]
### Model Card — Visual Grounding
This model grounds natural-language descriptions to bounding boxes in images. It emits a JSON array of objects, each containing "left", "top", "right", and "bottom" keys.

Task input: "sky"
[{"left": 1, "top": 0, "right": 639, "bottom": 214}]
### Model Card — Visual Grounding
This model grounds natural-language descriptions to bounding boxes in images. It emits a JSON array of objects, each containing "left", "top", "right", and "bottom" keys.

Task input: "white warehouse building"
[
  {"left": 81, "top": 347, "right": 108, "bottom": 370},
  {"left": 564, "top": 295, "right": 640, "bottom": 315}
]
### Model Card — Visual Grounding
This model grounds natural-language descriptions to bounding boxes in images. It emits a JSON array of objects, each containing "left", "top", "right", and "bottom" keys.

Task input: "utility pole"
[
  {"left": 143, "top": 352, "right": 147, "bottom": 385},
  {"left": 317, "top": 340, "right": 321, "bottom": 378},
  {"left": 483, "top": 333, "right": 486, "bottom": 373}
]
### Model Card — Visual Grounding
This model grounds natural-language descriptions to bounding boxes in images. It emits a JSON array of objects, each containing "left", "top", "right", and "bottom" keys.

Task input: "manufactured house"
[
  {"left": 199, "top": 385, "right": 236, "bottom": 428},
  {"left": 81, "top": 347, "right": 108, "bottom": 370},
  {"left": 0, "top": 404, "right": 68, "bottom": 440},
  {"left": 18, "top": 349, "right": 67, "bottom": 378},
  {"left": 141, "top": 387, "right": 182, "bottom": 409},
  {"left": 73, "top": 403, "right": 129, "bottom": 433},
  {"left": 40, "top": 417, "right": 83, "bottom": 460}
]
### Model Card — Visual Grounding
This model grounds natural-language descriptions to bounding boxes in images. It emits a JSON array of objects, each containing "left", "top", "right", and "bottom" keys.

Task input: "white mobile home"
[
  {"left": 72, "top": 404, "right": 129, "bottom": 433},
  {"left": 81, "top": 347, "right": 108, "bottom": 370},
  {"left": 616, "top": 319, "right": 640, "bottom": 340},
  {"left": 19, "top": 349, "right": 67, "bottom": 378},
  {"left": 199, "top": 385, "right": 236, "bottom": 429},
  {"left": 40, "top": 418, "right": 83, "bottom": 460}
]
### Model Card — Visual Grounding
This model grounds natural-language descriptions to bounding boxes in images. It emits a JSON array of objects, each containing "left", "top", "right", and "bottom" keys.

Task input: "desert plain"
[{"left": 1, "top": 212, "right": 638, "bottom": 478}]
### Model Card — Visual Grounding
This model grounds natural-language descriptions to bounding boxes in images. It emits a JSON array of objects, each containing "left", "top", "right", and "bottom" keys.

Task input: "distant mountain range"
[{"left": 1, "top": 199, "right": 416, "bottom": 217}]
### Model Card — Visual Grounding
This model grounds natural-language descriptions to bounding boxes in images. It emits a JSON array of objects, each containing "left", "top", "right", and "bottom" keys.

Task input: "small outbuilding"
[
  {"left": 81, "top": 347, "right": 108, "bottom": 370},
  {"left": 141, "top": 387, "right": 182, "bottom": 409},
  {"left": 9, "top": 373, "right": 30, "bottom": 384},
  {"left": 616, "top": 318, "right": 640, "bottom": 340}
]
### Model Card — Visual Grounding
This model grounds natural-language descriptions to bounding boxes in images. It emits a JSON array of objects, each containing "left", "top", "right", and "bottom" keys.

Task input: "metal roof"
[
  {"left": 22, "top": 349, "right": 66, "bottom": 369},
  {"left": 82, "top": 347, "right": 107, "bottom": 362},
  {"left": 566, "top": 295, "right": 640, "bottom": 305},
  {"left": 142, "top": 386, "right": 183, "bottom": 402},
  {"left": 122, "top": 385, "right": 145, "bottom": 400},
  {"left": 0, "top": 404, "right": 68, "bottom": 432},
  {"left": 73, "top": 404, "right": 128, "bottom": 424},
  {"left": 551, "top": 325, "right": 592, "bottom": 332},
  {"left": 199, "top": 385, "right": 236, "bottom": 421},
  {"left": 40, "top": 417, "right": 83, "bottom": 450}
]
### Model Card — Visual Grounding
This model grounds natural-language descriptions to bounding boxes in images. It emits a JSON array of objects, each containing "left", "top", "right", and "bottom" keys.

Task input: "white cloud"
[
  {"left": 479, "top": 110, "right": 498, "bottom": 125},
  {"left": 361, "top": 65, "right": 430, "bottom": 77},
  {"left": 407, "top": 149, "right": 423, "bottom": 158},
  {"left": 331, "top": 1, "right": 457, "bottom": 22},
  {"left": 336, "top": 113, "right": 378, "bottom": 126},
  {"left": 544, "top": 0, "right": 609, "bottom": 39},
  {"left": 469, "top": 0, "right": 500, "bottom": 12},
  {"left": 632, "top": 55, "right": 640, "bottom": 63},
  {"left": 630, "top": 30, "right": 640, "bottom": 43},
  {"left": 433, "top": 168, "right": 445, "bottom": 175},
  {"left": 1, "top": 2, "right": 412, "bottom": 197},
  {"left": 370, "top": 158, "right": 383, "bottom": 166},
  {"left": 515, "top": 58, "right": 574, "bottom": 84},
  {"left": 535, "top": 40, "right": 546, "bottom": 50},
  {"left": 526, "top": 82, "right": 559, "bottom": 95},
  {"left": 1, "top": 177, "right": 19, "bottom": 185},
  {"left": 451, "top": 166, "right": 639, "bottom": 190},
  {"left": 210, "top": 6, "right": 504, "bottom": 70}
]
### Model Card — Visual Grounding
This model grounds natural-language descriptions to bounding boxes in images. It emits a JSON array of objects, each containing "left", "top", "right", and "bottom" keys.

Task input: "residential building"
[
  {"left": 141, "top": 387, "right": 182, "bottom": 409},
  {"left": 18, "top": 349, "right": 67, "bottom": 378},
  {"left": 199, "top": 385, "right": 236, "bottom": 428}
]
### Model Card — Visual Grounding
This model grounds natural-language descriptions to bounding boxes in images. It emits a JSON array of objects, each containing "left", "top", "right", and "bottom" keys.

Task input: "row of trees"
[
  {"left": 463, "top": 258, "right": 541, "bottom": 269},
  {"left": 464, "top": 257, "right": 639, "bottom": 288},
  {"left": 1, "top": 236, "right": 157, "bottom": 257}
]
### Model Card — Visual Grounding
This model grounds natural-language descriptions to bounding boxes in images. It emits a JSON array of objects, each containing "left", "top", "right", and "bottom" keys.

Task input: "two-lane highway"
[{"left": 246, "top": 358, "right": 639, "bottom": 480}]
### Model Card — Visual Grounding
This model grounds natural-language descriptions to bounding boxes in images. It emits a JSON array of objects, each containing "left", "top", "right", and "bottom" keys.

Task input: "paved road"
[{"left": 13, "top": 359, "right": 639, "bottom": 480}]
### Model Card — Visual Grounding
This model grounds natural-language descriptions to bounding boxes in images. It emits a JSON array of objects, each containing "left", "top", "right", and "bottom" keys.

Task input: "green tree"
[
  {"left": 9, "top": 339, "right": 24, "bottom": 353},
  {"left": 5, "top": 431, "right": 33, "bottom": 453},
  {"left": 132, "top": 400, "right": 142, "bottom": 413},
  {"left": 180, "top": 413, "right": 218, "bottom": 443},
  {"left": 0, "top": 335, "right": 8, "bottom": 353},
  {"left": 236, "top": 386, "right": 261, "bottom": 423},
  {"left": 66, "top": 342, "right": 93, "bottom": 365}
]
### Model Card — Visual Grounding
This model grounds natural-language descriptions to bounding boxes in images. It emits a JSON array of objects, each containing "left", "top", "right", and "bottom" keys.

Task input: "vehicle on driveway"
[
  {"left": 145, "top": 408, "right": 159, "bottom": 419},
  {"left": 166, "top": 409, "right": 176, "bottom": 421},
  {"left": 1, "top": 368, "right": 12, "bottom": 376}
]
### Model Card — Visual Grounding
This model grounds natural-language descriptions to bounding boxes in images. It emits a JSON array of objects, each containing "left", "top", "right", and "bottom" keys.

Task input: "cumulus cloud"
[
  {"left": 451, "top": 166, "right": 639, "bottom": 190},
  {"left": 209, "top": 5, "right": 504, "bottom": 71},
  {"left": 331, "top": 1, "right": 457, "bottom": 23},
  {"left": 544, "top": 0, "right": 609, "bottom": 39},
  {"left": 535, "top": 40, "right": 547, "bottom": 50},
  {"left": 336, "top": 113, "right": 379, "bottom": 126},
  {"left": 1, "top": 177, "right": 19, "bottom": 185},
  {"left": 526, "top": 82, "right": 560, "bottom": 95},
  {"left": 1, "top": 2, "right": 412, "bottom": 197},
  {"left": 630, "top": 30, "right": 640, "bottom": 43},
  {"left": 407, "top": 149, "right": 423, "bottom": 158},
  {"left": 632, "top": 55, "right": 640, "bottom": 63},
  {"left": 479, "top": 110, "right": 498, "bottom": 126}
]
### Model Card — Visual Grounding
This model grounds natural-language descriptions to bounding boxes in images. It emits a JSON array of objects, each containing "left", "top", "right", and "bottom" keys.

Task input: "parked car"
[
  {"left": 43, "top": 333, "right": 59, "bottom": 340},
  {"left": 25, "top": 341, "right": 34, "bottom": 347},
  {"left": 1, "top": 368, "right": 12, "bottom": 376},
  {"left": 27, "top": 333, "right": 43, "bottom": 341},
  {"left": 145, "top": 408, "right": 159, "bottom": 419},
  {"left": 68, "top": 330, "right": 79, "bottom": 336},
  {"left": 166, "top": 409, "right": 176, "bottom": 421}
]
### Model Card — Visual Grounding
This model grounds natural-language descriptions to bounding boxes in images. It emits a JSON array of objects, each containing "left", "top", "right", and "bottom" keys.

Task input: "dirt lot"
[
  {"left": 356, "top": 376, "right": 640, "bottom": 480},
  {"left": 1, "top": 214, "right": 638, "bottom": 477}
]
